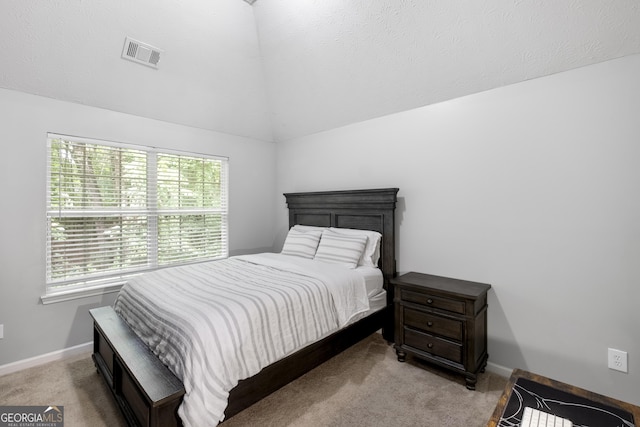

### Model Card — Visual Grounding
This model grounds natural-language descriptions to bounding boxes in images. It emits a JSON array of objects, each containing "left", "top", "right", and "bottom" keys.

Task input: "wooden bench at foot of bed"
[{"left": 90, "top": 306, "right": 185, "bottom": 427}]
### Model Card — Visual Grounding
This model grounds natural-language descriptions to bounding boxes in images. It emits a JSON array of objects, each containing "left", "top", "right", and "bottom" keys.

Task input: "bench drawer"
[{"left": 119, "top": 363, "right": 150, "bottom": 427}]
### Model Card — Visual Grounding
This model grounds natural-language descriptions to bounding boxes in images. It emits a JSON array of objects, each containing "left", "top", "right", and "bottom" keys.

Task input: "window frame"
[{"left": 42, "top": 133, "right": 229, "bottom": 304}]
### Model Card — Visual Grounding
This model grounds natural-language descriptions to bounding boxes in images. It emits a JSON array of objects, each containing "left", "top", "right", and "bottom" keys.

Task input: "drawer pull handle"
[
  {"left": 427, "top": 343, "right": 433, "bottom": 349},
  {"left": 427, "top": 321, "right": 433, "bottom": 327},
  {"left": 427, "top": 299, "right": 433, "bottom": 304}
]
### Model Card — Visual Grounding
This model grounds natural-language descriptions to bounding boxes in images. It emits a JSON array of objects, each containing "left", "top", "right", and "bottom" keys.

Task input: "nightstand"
[{"left": 391, "top": 272, "right": 491, "bottom": 390}]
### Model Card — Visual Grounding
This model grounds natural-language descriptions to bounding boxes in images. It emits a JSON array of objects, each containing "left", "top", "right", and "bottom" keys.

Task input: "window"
[{"left": 44, "top": 133, "right": 228, "bottom": 302}]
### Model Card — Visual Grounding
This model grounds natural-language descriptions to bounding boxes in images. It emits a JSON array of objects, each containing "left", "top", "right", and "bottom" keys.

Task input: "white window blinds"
[{"left": 45, "top": 134, "right": 228, "bottom": 296}]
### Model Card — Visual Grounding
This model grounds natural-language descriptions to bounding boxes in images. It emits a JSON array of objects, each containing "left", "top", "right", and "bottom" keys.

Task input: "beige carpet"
[
  {"left": 0, "top": 350, "right": 126, "bottom": 426},
  {"left": 0, "top": 334, "right": 506, "bottom": 426}
]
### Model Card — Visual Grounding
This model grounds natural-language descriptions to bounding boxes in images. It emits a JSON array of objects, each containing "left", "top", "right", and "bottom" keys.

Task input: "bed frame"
[{"left": 89, "top": 188, "right": 399, "bottom": 427}]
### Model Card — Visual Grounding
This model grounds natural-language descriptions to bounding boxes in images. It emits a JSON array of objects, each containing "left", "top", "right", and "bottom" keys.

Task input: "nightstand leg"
[
  {"left": 480, "top": 354, "right": 488, "bottom": 373},
  {"left": 395, "top": 347, "right": 406, "bottom": 362},
  {"left": 465, "top": 375, "right": 477, "bottom": 391}
]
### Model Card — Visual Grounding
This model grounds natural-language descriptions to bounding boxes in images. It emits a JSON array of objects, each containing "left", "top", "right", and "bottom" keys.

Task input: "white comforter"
[{"left": 113, "top": 253, "right": 370, "bottom": 426}]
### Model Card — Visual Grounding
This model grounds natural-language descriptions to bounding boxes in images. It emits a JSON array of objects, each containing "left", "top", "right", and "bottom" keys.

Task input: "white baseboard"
[
  {"left": 0, "top": 342, "right": 92, "bottom": 377},
  {"left": 485, "top": 360, "right": 514, "bottom": 379}
]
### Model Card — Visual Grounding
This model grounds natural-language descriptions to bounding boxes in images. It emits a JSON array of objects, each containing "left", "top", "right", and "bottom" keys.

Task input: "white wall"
[
  {"left": 276, "top": 55, "right": 640, "bottom": 405},
  {"left": 0, "top": 88, "right": 276, "bottom": 366}
]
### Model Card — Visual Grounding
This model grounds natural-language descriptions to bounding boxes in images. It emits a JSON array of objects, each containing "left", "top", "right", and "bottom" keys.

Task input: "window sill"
[{"left": 41, "top": 282, "right": 124, "bottom": 305}]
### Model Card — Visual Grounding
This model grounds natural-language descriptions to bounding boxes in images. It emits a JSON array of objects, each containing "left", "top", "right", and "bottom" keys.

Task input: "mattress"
[
  {"left": 359, "top": 265, "right": 384, "bottom": 297},
  {"left": 346, "top": 266, "right": 386, "bottom": 325},
  {"left": 114, "top": 253, "right": 384, "bottom": 426}
]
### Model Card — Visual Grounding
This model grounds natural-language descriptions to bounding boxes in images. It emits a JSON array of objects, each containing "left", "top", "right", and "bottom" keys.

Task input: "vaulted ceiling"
[{"left": 2, "top": 0, "right": 640, "bottom": 142}]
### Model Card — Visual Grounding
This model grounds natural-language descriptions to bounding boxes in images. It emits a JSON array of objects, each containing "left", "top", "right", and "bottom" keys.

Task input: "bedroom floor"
[{"left": 0, "top": 333, "right": 506, "bottom": 426}]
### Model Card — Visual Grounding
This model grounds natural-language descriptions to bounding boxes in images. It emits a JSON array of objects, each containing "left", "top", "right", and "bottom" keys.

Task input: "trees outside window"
[{"left": 46, "top": 134, "right": 228, "bottom": 296}]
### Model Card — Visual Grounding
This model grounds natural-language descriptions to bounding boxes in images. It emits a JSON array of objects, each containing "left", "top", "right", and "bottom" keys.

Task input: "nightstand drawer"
[
  {"left": 404, "top": 328, "right": 463, "bottom": 364},
  {"left": 404, "top": 308, "right": 463, "bottom": 341},
  {"left": 401, "top": 290, "right": 465, "bottom": 314}
]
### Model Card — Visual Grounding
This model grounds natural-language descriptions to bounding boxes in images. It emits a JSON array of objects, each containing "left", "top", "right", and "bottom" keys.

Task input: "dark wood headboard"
[{"left": 283, "top": 188, "right": 399, "bottom": 284}]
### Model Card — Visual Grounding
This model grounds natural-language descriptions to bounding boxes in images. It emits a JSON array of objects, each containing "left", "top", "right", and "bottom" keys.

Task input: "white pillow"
[
  {"left": 292, "top": 224, "right": 329, "bottom": 233},
  {"left": 329, "top": 228, "right": 382, "bottom": 268},
  {"left": 281, "top": 229, "right": 322, "bottom": 259},
  {"left": 314, "top": 231, "right": 367, "bottom": 269}
]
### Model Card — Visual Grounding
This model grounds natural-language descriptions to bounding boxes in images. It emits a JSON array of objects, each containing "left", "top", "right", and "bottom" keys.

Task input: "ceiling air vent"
[{"left": 121, "top": 37, "right": 162, "bottom": 69}]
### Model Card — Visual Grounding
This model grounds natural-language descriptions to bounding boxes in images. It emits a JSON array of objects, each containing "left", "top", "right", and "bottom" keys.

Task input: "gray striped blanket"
[{"left": 114, "top": 253, "right": 369, "bottom": 426}]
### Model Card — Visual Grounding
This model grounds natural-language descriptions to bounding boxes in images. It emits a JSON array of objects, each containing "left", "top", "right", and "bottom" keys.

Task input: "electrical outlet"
[{"left": 608, "top": 348, "right": 628, "bottom": 373}]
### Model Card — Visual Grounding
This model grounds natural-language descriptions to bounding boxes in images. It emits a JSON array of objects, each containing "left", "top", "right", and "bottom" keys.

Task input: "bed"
[{"left": 90, "top": 187, "right": 399, "bottom": 427}]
